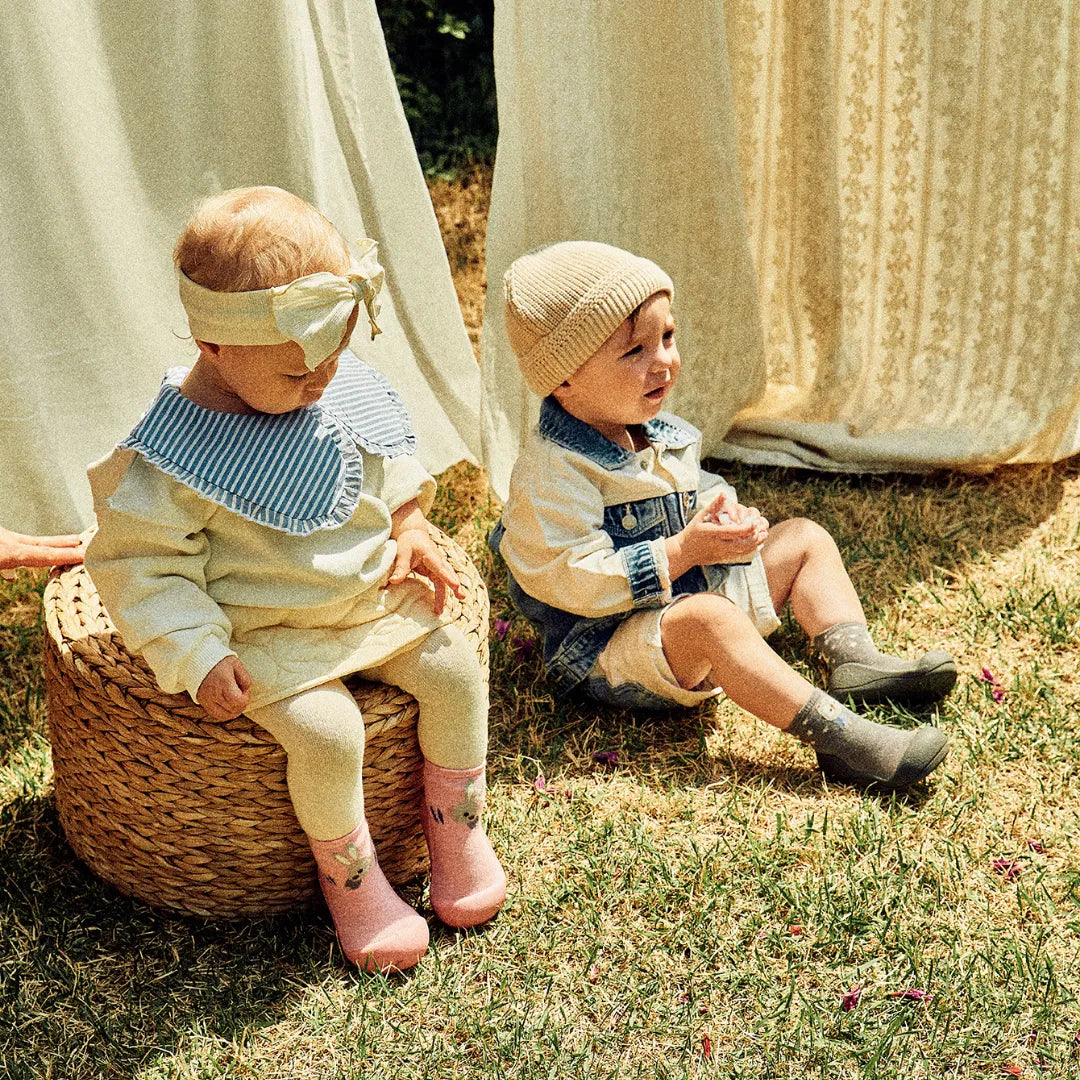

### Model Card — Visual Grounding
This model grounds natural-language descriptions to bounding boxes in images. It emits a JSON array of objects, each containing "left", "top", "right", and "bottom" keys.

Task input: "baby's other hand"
[
  {"left": 389, "top": 528, "right": 466, "bottom": 616},
  {"left": 197, "top": 656, "right": 252, "bottom": 721}
]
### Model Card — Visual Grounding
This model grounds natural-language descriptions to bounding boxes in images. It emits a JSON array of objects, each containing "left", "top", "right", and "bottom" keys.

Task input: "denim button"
[{"left": 621, "top": 512, "right": 637, "bottom": 530}]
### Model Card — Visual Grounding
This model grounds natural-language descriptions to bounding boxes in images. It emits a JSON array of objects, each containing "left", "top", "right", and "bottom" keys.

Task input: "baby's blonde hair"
[{"left": 174, "top": 186, "right": 350, "bottom": 292}]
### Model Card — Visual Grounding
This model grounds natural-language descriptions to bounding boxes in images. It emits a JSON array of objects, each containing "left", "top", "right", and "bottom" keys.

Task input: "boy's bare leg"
[
  {"left": 659, "top": 593, "right": 948, "bottom": 789},
  {"left": 759, "top": 518, "right": 864, "bottom": 636},
  {"left": 661, "top": 591, "right": 811, "bottom": 729},
  {"left": 759, "top": 518, "right": 956, "bottom": 705}
]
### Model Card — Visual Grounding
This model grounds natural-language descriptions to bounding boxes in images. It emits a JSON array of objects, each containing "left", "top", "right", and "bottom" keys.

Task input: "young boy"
[{"left": 492, "top": 241, "right": 955, "bottom": 791}]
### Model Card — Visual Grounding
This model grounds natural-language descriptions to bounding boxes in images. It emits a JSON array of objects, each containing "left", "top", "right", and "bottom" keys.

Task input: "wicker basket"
[{"left": 43, "top": 526, "right": 488, "bottom": 919}]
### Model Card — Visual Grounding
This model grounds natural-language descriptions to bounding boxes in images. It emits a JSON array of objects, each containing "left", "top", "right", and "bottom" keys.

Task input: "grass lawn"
[{"left": 2, "top": 168, "right": 1079, "bottom": 1079}]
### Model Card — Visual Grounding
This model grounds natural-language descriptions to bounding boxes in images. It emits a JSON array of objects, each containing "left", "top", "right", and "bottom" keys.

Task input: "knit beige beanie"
[{"left": 503, "top": 241, "right": 674, "bottom": 397}]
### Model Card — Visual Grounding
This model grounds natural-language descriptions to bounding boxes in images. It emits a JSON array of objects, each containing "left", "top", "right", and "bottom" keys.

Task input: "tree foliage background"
[{"left": 377, "top": 0, "right": 497, "bottom": 174}]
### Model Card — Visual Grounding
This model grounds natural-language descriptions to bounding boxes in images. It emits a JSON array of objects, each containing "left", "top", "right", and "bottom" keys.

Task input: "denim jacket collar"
[{"left": 537, "top": 396, "right": 699, "bottom": 470}]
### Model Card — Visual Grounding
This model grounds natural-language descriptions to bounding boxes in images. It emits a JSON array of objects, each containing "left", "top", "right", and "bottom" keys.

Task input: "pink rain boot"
[
  {"left": 422, "top": 761, "right": 507, "bottom": 928},
  {"left": 309, "top": 820, "right": 429, "bottom": 972}
]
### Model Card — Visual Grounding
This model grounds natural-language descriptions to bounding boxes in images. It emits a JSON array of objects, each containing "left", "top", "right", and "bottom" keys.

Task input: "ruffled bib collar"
[{"left": 120, "top": 350, "right": 414, "bottom": 535}]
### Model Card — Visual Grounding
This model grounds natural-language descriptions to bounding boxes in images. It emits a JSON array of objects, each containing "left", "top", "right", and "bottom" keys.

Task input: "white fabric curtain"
[
  {"left": 481, "top": 0, "right": 1080, "bottom": 499},
  {"left": 1, "top": 0, "right": 480, "bottom": 535}
]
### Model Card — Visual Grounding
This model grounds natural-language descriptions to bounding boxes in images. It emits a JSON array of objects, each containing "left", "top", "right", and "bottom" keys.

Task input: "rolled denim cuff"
[{"left": 620, "top": 539, "right": 668, "bottom": 608}]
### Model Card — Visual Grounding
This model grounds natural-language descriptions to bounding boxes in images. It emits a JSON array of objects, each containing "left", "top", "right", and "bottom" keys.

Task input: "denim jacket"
[{"left": 492, "top": 397, "right": 738, "bottom": 694}]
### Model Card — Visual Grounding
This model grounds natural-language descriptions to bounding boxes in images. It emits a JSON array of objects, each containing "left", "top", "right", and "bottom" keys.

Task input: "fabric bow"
[{"left": 271, "top": 238, "right": 385, "bottom": 369}]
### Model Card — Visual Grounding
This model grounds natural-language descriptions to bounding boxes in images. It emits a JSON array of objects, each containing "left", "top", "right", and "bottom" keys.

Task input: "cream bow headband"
[{"left": 178, "top": 238, "right": 385, "bottom": 369}]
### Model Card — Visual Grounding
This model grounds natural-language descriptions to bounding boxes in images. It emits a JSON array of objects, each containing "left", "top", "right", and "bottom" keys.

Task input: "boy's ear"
[{"left": 194, "top": 339, "right": 221, "bottom": 362}]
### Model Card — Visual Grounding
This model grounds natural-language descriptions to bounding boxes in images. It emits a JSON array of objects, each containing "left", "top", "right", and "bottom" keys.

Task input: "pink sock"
[
  {"left": 422, "top": 761, "right": 507, "bottom": 928},
  {"left": 308, "top": 821, "right": 429, "bottom": 972}
]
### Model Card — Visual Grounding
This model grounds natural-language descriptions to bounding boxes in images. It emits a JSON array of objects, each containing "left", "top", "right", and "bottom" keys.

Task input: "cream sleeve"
[
  {"left": 697, "top": 464, "right": 739, "bottom": 508},
  {"left": 499, "top": 450, "right": 672, "bottom": 618},
  {"left": 377, "top": 451, "right": 437, "bottom": 517},
  {"left": 85, "top": 451, "right": 236, "bottom": 703}
]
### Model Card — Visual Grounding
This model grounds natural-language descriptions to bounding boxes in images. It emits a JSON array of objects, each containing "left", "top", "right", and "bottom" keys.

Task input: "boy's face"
[
  {"left": 192, "top": 305, "right": 359, "bottom": 414},
  {"left": 552, "top": 292, "right": 679, "bottom": 442}
]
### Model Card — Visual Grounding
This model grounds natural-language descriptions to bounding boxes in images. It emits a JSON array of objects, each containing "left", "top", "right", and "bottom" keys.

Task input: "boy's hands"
[
  {"left": 666, "top": 491, "right": 769, "bottom": 581},
  {"left": 388, "top": 498, "right": 466, "bottom": 616},
  {"left": 197, "top": 656, "right": 252, "bottom": 721}
]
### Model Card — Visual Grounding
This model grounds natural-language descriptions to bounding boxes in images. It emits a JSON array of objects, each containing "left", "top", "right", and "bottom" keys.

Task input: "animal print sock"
[
  {"left": 308, "top": 820, "right": 428, "bottom": 972},
  {"left": 422, "top": 761, "right": 507, "bottom": 927}
]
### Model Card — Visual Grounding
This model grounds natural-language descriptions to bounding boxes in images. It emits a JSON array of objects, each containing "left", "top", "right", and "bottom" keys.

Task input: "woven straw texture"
[{"left": 43, "top": 525, "right": 488, "bottom": 919}]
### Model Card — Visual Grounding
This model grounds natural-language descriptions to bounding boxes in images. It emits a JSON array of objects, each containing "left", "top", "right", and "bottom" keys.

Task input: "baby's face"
[
  {"left": 552, "top": 292, "right": 679, "bottom": 442},
  {"left": 196, "top": 305, "right": 359, "bottom": 414}
]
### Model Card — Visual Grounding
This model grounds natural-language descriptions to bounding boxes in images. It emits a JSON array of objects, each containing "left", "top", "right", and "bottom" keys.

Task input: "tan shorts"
[{"left": 589, "top": 553, "right": 781, "bottom": 710}]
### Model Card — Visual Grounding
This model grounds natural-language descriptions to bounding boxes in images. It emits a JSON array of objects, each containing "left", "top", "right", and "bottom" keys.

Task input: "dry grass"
[{"left": 2, "top": 168, "right": 1079, "bottom": 1079}]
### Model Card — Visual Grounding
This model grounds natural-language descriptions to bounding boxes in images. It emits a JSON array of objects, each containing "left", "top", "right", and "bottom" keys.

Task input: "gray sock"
[
  {"left": 812, "top": 622, "right": 920, "bottom": 674},
  {"left": 786, "top": 689, "right": 912, "bottom": 780}
]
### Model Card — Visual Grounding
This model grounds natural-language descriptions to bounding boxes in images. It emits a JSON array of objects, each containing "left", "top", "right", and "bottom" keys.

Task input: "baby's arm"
[
  {"left": 377, "top": 452, "right": 464, "bottom": 615},
  {"left": 196, "top": 656, "right": 253, "bottom": 721},
  {"left": 87, "top": 452, "right": 244, "bottom": 717},
  {"left": 499, "top": 454, "right": 672, "bottom": 618}
]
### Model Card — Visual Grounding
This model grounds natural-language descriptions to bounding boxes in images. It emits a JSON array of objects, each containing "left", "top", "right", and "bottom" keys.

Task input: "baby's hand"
[
  {"left": 389, "top": 528, "right": 466, "bottom": 616},
  {"left": 196, "top": 656, "right": 252, "bottom": 721},
  {"left": 675, "top": 491, "right": 769, "bottom": 570}
]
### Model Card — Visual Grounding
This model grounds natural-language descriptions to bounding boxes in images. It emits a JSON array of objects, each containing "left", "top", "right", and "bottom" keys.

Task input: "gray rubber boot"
[
  {"left": 788, "top": 690, "right": 949, "bottom": 792},
  {"left": 814, "top": 622, "right": 957, "bottom": 705}
]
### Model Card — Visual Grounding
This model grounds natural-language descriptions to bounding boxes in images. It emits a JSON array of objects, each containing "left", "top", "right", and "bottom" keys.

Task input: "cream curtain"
[
  {"left": 481, "top": 0, "right": 1080, "bottom": 498},
  {"left": 1, "top": 0, "right": 480, "bottom": 535}
]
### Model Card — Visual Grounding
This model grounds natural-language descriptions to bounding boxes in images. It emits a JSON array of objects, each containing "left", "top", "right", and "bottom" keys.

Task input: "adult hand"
[
  {"left": 0, "top": 526, "right": 85, "bottom": 572},
  {"left": 196, "top": 656, "right": 252, "bottom": 721}
]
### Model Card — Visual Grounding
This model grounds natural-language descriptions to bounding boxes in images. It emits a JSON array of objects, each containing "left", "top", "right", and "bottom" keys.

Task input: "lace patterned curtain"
[{"left": 481, "top": 0, "right": 1080, "bottom": 497}]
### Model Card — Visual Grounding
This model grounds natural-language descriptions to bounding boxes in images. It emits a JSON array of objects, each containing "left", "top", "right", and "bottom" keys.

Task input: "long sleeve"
[
  {"left": 86, "top": 450, "right": 235, "bottom": 701},
  {"left": 697, "top": 465, "right": 738, "bottom": 506},
  {"left": 377, "top": 451, "right": 437, "bottom": 516},
  {"left": 499, "top": 449, "right": 672, "bottom": 618}
]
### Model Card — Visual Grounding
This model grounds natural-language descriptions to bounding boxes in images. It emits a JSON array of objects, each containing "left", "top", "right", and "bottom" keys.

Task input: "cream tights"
[{"left": 247, "top": 624, "right": 487, "bottom": 841}]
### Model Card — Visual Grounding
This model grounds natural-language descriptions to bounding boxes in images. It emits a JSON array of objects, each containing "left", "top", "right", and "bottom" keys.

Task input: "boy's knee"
[
  {"left": 774, "top": 516, "right": 836, "bottom": 556},
  {"left": 661, "top": 592, "right": 750, "bottom": 640}
]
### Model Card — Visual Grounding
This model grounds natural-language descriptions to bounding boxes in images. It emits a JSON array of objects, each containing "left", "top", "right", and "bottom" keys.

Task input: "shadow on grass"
[
  {"left": 703, "top": 458, "right": 1078, "bottom": 607},
  {"left": 0, "top": 792, "right": 331, "bottom": 1080}
]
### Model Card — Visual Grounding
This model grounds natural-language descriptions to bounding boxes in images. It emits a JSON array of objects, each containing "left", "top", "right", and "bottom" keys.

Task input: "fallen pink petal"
[
  {"left": 533, "top": 775, "right": 549, "bottom": 794},
  {"left": 841, "top": 986, "right": 862, "bottom": 1011},
  {"left": 493, "top": 617, "right": 511, "bottom": 640},
  {"left": 1026, "top": 839, "right": 1045, "bottom": 854},
  {"left": 993, "top": 858, "right": 1022, "bottom": 880},
  {"left": 992, "top": 686, "right": 1006, "bottom": 703},
  {"left": 980, "top": 667, "right": 1003, "bottom": 685},
  {"left": 512, "top": 635, "right": 536, "bottom": 662},
  {"left": 592, "top": 750, "right": 619, "bottom": 767},
  {"left": 888, "top": 988, "right": 932, "bottom": 1002}
]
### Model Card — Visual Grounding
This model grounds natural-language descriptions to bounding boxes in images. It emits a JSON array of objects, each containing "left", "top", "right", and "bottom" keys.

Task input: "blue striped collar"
[
  {"left": 120, "top": 350, "right": 414, "bottom": 535},
  {"left": 537, "top": 396, "right": 699, "bottom": 469}
]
